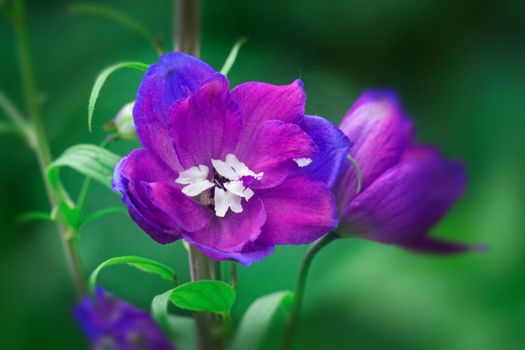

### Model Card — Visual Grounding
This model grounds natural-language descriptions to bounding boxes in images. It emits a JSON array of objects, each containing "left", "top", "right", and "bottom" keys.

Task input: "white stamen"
[
  {"left": 177, "top": 154, "right": 263, "bottom": 217},
  {"left": 294, "top": 157, "right": 313, "bottom": 167},
  {"left": 214, "top": 187, "right": 243, "bottom": 217},
  {"left": 176, "top": 165, "right": 214, "bottom": 197}
]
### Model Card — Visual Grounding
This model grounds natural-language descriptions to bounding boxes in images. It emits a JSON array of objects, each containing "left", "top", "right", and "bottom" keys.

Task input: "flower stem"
[
  {"left": 282, "top": 232, "right": 339, "bottom": 350},
  {"left": 174, "top": 0, "right": 200, "bottom": 56},
  {"left": 12, "top": 0, "right": 86, "bottom": 297},
  {"left": 174, "top": 1, "right": 224, "bottom": 348}
]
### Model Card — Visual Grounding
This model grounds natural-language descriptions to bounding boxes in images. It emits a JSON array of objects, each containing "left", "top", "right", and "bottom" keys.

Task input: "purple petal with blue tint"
[
  {"left": 183, "top": 198, "right": 266, "bottom": 254},
  {"left": 338, "top": 90, "right": 408, "bottom": 192},
  {"left": 134, "top": 53, "right": 216, "bottom": 171},
  {"left": 188, "top": 240, "right": 275, "bottom": 266},
  {"left": 113, "top": 151, "right": 182, "bottom": 244},
  {"left": 340, "top": 152, "right": 467, "bottom": 248},
  {"left": 298, "top": 115, "right": 352, "bottom": 187}
]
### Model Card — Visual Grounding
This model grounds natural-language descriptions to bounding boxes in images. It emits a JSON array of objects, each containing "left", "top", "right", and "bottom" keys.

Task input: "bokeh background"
[{"left": 1, "top": 0, "right": 524, "bottom": 349}]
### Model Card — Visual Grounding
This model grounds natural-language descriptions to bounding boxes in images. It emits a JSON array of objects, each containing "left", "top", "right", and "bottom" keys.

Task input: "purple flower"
[
  {"left": 113, "top": 53, "right": 350, "bottom": 265},
  {"left": 74, "top": 287, "right": 173, "bottom": 350},
  {"left": 333, "top": 90, "right": 475, "bottom": 252}
]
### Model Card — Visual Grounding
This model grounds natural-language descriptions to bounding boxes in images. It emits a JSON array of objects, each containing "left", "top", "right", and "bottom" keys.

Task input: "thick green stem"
[
  {"left": 282, "top": 232, "right": 339, "bottom": 350},
  {"left": 12, "top": 0, "right": 86, "bottom": 298}
]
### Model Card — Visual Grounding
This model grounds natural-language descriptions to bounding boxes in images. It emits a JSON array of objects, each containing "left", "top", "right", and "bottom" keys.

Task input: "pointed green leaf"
[
  {"left": 220, "top": 37, "right": 247, "bottom": 76},
  {"left": 89, "top": 256, "right": 176, "bottom": 292},
  {"left": 81, "top": 206, "right": 127, "bottom": 227},
  {"left": 88, "top": 61, "right": 148, "bottom": 132},
  {"left": 231, "top": 291, "right": 294, "bottom": 350},
  {"left": 17, "top": 210, "right": 53, "bottom": 223},
  {"left": 169, "top": 280, "right": 236, "bottom": 313},
  {"left": 47, "top": 144, "right": 121, "bottom": 192},
  {"left": 151, "top": 289, "right": 197, "bottom": 350},
  {"left": 152, "top": 289, "right": 175, "bottom": 331}
]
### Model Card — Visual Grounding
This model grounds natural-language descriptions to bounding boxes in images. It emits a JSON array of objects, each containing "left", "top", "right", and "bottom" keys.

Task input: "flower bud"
[{"left": 114, "top": 101, "right": 136, "bottom": 140}]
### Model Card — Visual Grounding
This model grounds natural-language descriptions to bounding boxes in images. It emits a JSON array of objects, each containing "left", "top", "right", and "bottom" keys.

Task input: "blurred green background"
[{"left": 1, "top": 0, "right": 524, "bottom": 349}]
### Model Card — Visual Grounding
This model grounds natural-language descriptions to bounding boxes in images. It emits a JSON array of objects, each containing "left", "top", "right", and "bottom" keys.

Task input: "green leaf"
[
  {"left": 88, "top": 61, "right": 148, "bottom": 132},
  {"left": 69, "top": 3, "right": 162, "bottom": 54},
  {"left": 151, "top": 289, "right": 197, "bottom": 350},
  {"left": 169, "top": 280, "right": 236, "bottom": 314},
  {"left": 220, "top": 37, "right": 247, "bottom": 76},
  {"left": 17, "top": 210, "right": 53, "bottom": 223},
  {"left": 54, "top": 202, "right": 82, "bottom": 229},
  {"left": 231, "top": 291, "right": 294, "bottom": 350},
  {"left": 152, "top": 289, "right": 175, "bottom": 331},
  {"left": 47, "top": 144, "right": 121, "bottom": 192},
  {"left": 89, "top": 256, "right": 176, "bottom": 292},
  {"left": 81, "top": 206, "right": 127, "bottom": 227}
]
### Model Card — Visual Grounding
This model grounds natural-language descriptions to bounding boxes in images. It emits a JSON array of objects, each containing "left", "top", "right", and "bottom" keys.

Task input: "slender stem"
[
  {"left": 12, "top": 0, "right": 86, "bottom": 297},
  {"left": 174, "top": 0, "right": 200, "bottom": 56},
  {"left": 230, "top": 262, "right": 238, "bottom": 289},
  {"left": 282, "top": 232, "right": 339, "bottom": 350},
  {"left": 188, "top": 245, "right": 221, "bottom": 350}
]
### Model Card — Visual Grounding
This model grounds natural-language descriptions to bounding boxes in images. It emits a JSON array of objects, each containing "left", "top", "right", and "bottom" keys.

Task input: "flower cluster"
[{"left": 113, "top": 53, "right": 471, "bottom": 265}]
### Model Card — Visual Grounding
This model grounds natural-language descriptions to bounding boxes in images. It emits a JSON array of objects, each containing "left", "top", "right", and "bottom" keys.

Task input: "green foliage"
[
  {"left": 89, "top": 256, "right": 176, "bottom": 292},
  {"left": 17, "top": 210, "right": 53, "bottom": 223},
  {"left": 69, "top": 3, "right": 162, "bottom": 54},
  {"left": 169, "top": 280, "right": 236, "bottom": 314},
  {"left": 231, "top": 291, "right": 294, "bottom": 350},
  {"left": 81, "top": 206, "right": 126, "bottom": 227},
  {"left": 152, "top": 289, "right": 174, "bottom": 331},
  {"left": 47, "top": 144, "right": 121, "bottom": 192},
  {"left": 54, "top": 202, "right": 82, "bottom": 230},
  {"left": 152, "top": 290, "right": 197, "bottom": 350},
  {"left": 88, "top": 62, "right": 148, "bottom": 132},
  {"left": 220, "top": 37, "right": 247, "bottom": 76}
]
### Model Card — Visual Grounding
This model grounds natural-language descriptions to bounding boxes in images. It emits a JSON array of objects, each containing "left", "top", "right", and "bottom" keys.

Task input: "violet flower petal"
[
  {"left": 239, "top": 120, "right": 316, "bottom": 189},
  {"left": 298, "top": 115, "right": 352, "bottom": 187},
  {"left": 338, "top": 90, "right": 408, "bottom": 192},
  {"left": 113, "top": 152, "right": 182, "bottom": 244},
  {"left": 257, "top": 175, "right": 338, "bottom": 245},
  {"left": 183, "top": 198, "right": 266, "bottom": 253},
  {"left": 340, "top": 152, "right": 466, "bottom": 249},
  {"left": 231, "top": 80, "right": 306, "bottom": 148},
  {"left": 134, "top": 53, "right": 216, "bottom": 171},
  {"left": 168, "top": 74, "right": 242, "bottom": 169}
]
